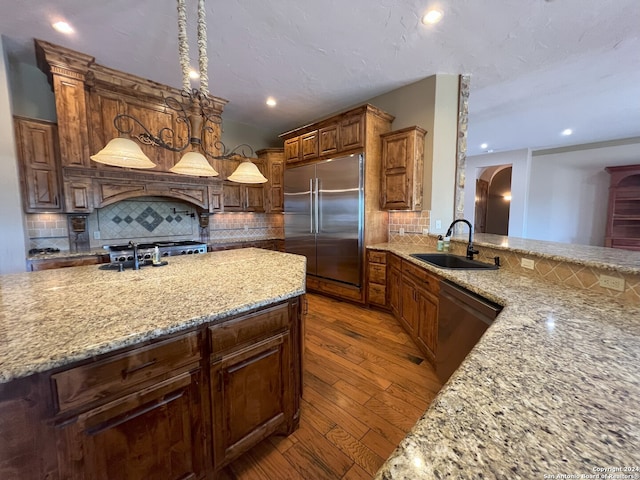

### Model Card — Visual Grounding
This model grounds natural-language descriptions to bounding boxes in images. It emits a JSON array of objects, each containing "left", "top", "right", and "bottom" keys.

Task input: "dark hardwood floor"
[{"left": 220, "top": 293, "right": 443, "bottom": 479}]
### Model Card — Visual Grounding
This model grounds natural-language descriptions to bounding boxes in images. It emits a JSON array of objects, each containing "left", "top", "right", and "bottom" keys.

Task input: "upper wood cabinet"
[
  {"left": 605, "top": 164, "right": 640, "bottom": 251},
  {"left": 338, "top": 113, "right": 365, "bottom": 151},
  {"left": 380, "top": 126, "right": 427, "bottom": 211},
  {"left": 283, "top": 137, "right": 300, "bottom": 164},
  {"left": 280, "top": 104, "right": 388, "bottom": 166},
  {"left": 221, "top": 158, "right": 266, "bottom": 213},
  {"left": 14, "top": 116, "right": 63, "bottom": 212},
  {"left": 319, "top": 124, "right": 339, "bottom": 156},
  {"left": 257, "top": 148, "right": 285, "bottom": 213},
  {"left": 301, "top": 131, "right": 319, "bottom": 160}
]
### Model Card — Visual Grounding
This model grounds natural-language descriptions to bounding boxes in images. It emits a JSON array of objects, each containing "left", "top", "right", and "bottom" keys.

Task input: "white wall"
[
  {"left": 527, "top": 141, "right": 640, "bottom": 245},
  {"left": 366, "top": 75, "right": 459, "bottom": 234},
  {"left": 465, "top": 149, "right": 531, "bottom": 237},
  {"left": 222, "top": 119, "right": 281, "bottom": 153},
  {"left": 430, "top": 75, "right": 460, "bottom": 234},
  {"left": 0, "top": 36, "right": 27, "bottom": 273},
  {"left": 467, "top": 140, "right": 640, "bottom": 246}
]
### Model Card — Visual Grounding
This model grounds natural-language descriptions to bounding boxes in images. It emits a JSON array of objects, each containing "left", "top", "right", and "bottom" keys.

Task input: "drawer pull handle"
[{"left": 121, "top": 358, "right": 157, "bottom": 378}]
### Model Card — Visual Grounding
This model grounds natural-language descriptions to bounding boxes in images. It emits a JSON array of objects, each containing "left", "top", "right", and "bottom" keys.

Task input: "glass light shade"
[
  {"left": 170, "top": 151, "right": 219, "bottom": 177},
  {"left": 90, "top": 138, "right": 156, "bottom": 169},
  {"left": 227, "top": 160, "right": 268, "bottom": 184}
]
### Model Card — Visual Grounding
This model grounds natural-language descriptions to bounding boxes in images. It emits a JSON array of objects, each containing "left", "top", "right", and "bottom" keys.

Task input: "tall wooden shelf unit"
[{"left": 605, "top": 164, "right": 640, "bottom": 251}]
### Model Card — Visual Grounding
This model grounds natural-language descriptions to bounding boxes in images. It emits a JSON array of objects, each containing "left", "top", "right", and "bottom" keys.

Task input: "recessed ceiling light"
[
  {"left": 189, "top": 70, "right": 200, "bottom": 79},
  {"left": 480, "top": 143, "right": 488, "bottom": 149},
  {"left": 422, "top": 9, "right": 443, "bottom": 25},
  {"left": 52, "top": 21, "right": 74, "bottom": 34},
  {"left": 561, "top": 128, "right": 573, "bottom": 136},
  {"left": 266, "top": 97, "right": 277, "bottom": 107}
]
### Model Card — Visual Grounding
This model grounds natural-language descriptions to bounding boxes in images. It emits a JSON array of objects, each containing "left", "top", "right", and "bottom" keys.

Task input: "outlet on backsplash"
[
  {"left": 521, "top": 258, "right": 535, "bottom": 270},
  {"left": 599, "top": 274, "right": 625, "bottom": 292}
]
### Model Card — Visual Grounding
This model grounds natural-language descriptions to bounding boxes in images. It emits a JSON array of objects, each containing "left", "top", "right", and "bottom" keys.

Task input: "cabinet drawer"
[
  {"left": 52, "top": 331, "right": 201, "bottom": 414},
  {"left": 389, "top": 253, "right": 402, "bottom": 271},
  {"left": 402, "top": 260, "right": 440, "bottom": 295},
  {"left": 368, "top": 284, "right": 386, "bottom": 306},
  {"left": 209, "top": 303, "right": 289, "bottom": 357},
  {"left": 368, "top": 263, "right": 386, "bottom": 285},
  {"left": 367, "top": 250, "right": 387, "bottom": 264}
]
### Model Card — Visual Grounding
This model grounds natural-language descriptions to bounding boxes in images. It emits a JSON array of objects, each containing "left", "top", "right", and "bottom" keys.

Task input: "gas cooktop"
[{"left": 104, "top": 240, "right": 207, "bottom": 263}]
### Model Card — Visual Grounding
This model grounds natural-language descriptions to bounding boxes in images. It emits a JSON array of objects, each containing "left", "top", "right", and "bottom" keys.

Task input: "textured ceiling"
[{"left": 0, "top": 0, "right": 638, "bottom": 155}]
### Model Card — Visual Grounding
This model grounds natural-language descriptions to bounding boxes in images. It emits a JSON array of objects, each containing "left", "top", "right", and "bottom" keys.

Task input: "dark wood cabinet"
[
  {"left": 400, "top": 275, "right": 420, "bottom": 335},
  {"left": 55, "top": 369, "right": 206, "bottom": 480},
  {"left": 319, "top": 124, "right": 338, "bottom": 156},
  {"left": 338, "top": 113, "right": 365, "bottom": 152},
  {"left": 380, "top": 126, "right": 426, "bottom": 210},
  {"left": 388, "top": 257, "right": 401, "bottom": 319},
  {"left": 0, "top": 298, "right": 302, "bottom": 479},
  {"left": 210, "top": 334, "right": 290, "bottom": 467},
  {"left": 366, "top": 250, "right": 388, "bottom": 308},
  {"left": 383, "top": 253, "right": 439, "bottom": 365},
  {"left": 416, "top": 289, "right": 438, "bottom": 363},
  {"left": 208, "top": 301, "right": 299, "bottom": 470},
  {"left": 301, "top": 131, "right": 319, "bottom": 161},
  {"left": 280, "top": 104, "right": 391, "bottom": 167},
  {"left": 14, "top": 116, "right": 62, "bottom": 212},
  {"left": 222, "top": 158, "right": 266, "bottom": 212},
  {"left": 605, "top": 164, "right": 640, "bottom": 251},
  {"left": 284, "top": 137, "right": 301, "bottom": 164},
  {"left": 257, "top": 148, "right": 285, "bottom": 213}
]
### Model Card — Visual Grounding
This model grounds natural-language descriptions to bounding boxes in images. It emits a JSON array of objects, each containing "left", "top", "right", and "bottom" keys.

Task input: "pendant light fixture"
[{"left": 90, "top": 0, "right": 267, "bottom": 184}]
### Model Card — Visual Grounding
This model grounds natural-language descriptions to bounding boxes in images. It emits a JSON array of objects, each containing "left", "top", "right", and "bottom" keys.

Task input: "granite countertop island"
[
  {"left": 371, "top": 243, "right": 640, "bottom": 479},
  {"left": 0, "top": 248, "right": 306, "bottom": 384}
]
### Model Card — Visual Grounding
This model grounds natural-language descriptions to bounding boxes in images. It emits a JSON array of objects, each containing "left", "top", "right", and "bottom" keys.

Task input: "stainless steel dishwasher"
[{"left": 437, "top": 281, "right": 502, "bottom": 382}]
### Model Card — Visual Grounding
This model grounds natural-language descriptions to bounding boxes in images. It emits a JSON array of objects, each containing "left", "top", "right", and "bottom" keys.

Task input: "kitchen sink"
[{"left": 410, "top": 253, "right": 498, "bottom": 270}]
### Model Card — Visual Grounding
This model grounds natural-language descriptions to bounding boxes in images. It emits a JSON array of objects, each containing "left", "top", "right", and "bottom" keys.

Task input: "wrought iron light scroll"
[{"left": 91, "top": 0, "right": 267, "bottom": 183}]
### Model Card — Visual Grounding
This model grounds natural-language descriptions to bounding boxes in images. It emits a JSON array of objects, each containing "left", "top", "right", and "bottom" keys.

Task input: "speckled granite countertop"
[
  {"left": 0, "top": 248, "right": 306, "bottom": 384},
  {"left": 457, "top": 233, "right": 640, "bottom": 275},
  {"left": 370, "top": 243, "right": 640, "bottom": 479},
  {"left": 26, "top": 248, "right": 108, "bottom": 261}
]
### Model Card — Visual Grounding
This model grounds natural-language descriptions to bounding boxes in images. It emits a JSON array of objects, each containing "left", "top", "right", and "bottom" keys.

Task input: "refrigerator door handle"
[
  {"left": 309, "top": 178, "right": 314, "bottom": 233},
  {"left": 314, "top": 177, "right": 320, "bottom": 234}
]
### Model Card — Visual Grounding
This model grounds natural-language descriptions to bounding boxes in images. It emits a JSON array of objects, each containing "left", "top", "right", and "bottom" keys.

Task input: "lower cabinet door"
[
  {"left": 388, "top": 267, "right": 401, "bottom": 318},
  {"left": 55, "top": 369, "right": 205, "bottom": 480},
  {"left": 417, "top": 290, "right": 438, "bottom": 364},
  {"left": 400, "top": 276, "right": 419, "bottom": 335},
  {"left": 210, "top": 333, "right": 291, "bottom": 469}
]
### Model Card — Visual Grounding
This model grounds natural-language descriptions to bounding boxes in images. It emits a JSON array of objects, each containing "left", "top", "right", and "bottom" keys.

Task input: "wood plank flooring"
[{"left": 220, "top": 293, "right": 443, "bottom": 479}]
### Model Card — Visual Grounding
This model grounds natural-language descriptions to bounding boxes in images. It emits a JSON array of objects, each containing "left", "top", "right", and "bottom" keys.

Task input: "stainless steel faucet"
[
  {"left": 128, "top": 241, "right": 140, "bottom": 270},
  {"left": 445, "top": 219, "right": 479, "bottom": 260}
]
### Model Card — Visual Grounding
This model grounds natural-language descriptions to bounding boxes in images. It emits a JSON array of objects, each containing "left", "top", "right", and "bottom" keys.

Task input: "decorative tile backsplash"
[
  {"left": 209, "top": 212, "right": 283, "bottom": 243},
  {"left": 96, "top": 198, "right": 198, "bottom": 241},
  {"left": 25, "top": 198, "right": 285, "bottom": 251},
  {"left": 387, "top": 232, "right": 640, "bottom": 303},
  {"left": 389, "top": 210, "right": 431, "bottom": 235},
  {"left": 25, "top": 213, "right": 69, "bottom": 251}
]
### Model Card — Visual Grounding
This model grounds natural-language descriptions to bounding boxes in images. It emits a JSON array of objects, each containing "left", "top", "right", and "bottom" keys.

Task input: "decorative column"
[{"left": 454, "top": 74, "right": 471, "bottom": 228}]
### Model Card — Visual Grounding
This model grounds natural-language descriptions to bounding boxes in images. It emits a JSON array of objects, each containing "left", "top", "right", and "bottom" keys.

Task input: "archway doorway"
[{"left": 475, "top": 165, "right": 512, "bottom": 235}]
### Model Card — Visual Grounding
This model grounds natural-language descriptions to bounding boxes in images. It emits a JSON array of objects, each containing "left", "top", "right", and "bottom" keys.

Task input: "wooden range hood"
[{"left": 35, "top": 39, "right": 227, "bottom": 214}]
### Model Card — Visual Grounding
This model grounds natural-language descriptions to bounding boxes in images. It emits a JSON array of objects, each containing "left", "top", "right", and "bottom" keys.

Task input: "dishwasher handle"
[{"left": 440, "top": 281, "right": 502, "bottom": 325}]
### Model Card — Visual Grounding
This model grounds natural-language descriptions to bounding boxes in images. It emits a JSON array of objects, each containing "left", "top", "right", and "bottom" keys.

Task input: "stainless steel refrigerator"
[{"left": 284, "top": 154, "right": 364, "bottom": 287}]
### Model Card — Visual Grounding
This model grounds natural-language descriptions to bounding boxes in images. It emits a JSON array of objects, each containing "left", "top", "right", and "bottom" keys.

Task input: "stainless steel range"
[{"left": 104, "top": 240, "right": 207, "bottom": 263}]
